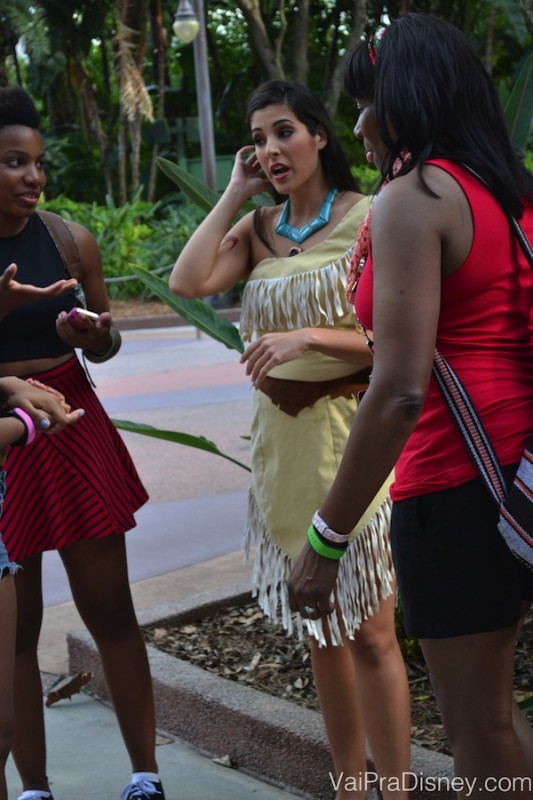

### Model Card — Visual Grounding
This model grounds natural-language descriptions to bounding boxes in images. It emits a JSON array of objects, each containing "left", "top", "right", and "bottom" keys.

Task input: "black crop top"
[{"left": 0, "top": 213, "right": 79, "bottom": 363}]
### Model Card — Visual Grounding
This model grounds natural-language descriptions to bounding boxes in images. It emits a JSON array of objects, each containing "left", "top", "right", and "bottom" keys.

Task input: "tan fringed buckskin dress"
[{"left": 241, "top": 199, "right": 395, "bottom": 645}]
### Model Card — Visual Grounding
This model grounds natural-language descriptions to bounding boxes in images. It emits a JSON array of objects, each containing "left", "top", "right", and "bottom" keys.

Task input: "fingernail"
[
  {"left": 79, "top": 409, "right": 85, "bottom": 417},
  {"left": 40, "top": 418, "right": 50, "bottom": 429}
]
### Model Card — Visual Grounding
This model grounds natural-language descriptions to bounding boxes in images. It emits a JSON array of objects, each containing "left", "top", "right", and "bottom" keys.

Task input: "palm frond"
[
  {"left": 113, "top": 419, "right": 250, "bottom": 471},
  {"left": 136, "top": 269, "right": 244, "bottom": 353}
]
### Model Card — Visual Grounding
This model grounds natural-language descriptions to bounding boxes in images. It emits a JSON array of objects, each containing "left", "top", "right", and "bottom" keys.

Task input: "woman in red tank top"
[{"left": 289, "top": 13, "right": 533, "bottom": 799}]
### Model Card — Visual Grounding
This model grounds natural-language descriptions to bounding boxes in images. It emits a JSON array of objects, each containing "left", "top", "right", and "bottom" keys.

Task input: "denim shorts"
[
  {"left": 0, "top": 471, "right": 18, "bottom": 579},
  {"left": 391, "top": 465, "right": 533, "bottom": 639}
]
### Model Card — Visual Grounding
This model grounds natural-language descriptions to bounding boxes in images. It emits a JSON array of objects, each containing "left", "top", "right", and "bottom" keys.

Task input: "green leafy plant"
[
  {"left": 41, "top": 192, "right": 205, "bottom": 299},
  {"left": 501, "top": 51, "right": 533, "bottom": 155},
  {"left": 136, "top": 269, "right": 244, "bottom": 353},
  {"left": 114, "top": 269, "right": 247, "bottom": 469},
  {"left": 518, "top": 694, "right": 533, "bottom": 712},
  {"left": 157, "top": 157, "right": 274, "bottom": 218},
  {"left": 112, "top": 420, "right": 250, "bottom": 472}
]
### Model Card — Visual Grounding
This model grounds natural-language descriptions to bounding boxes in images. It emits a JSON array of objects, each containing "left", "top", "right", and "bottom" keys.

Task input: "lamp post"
[{"left": 173, "top": 0, "right": 217, "bottom": 191}]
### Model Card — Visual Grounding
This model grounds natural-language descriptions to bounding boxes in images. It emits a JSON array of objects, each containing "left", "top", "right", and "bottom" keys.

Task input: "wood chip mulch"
[{"left": 143, "top": 602, "right": 532, "bottom": 758}]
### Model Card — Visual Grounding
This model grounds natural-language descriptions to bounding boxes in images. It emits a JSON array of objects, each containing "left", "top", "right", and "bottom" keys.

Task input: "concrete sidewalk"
[
  {"left": 7, "top": 556, "right": 308, "bottom": 800},
  {"left": 6, "top": 692, "right": 304, "bottom": 800}
]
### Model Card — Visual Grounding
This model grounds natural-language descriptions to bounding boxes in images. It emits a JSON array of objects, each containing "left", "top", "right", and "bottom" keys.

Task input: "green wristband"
[{"left": 307, "top": 524, "right": 345, "bottom": 561}]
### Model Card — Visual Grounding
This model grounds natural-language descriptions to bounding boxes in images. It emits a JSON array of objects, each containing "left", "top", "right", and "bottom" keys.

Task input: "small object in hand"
[
  {"left": 45, "top": 671, "right": 93, "bottom": 707},
  {"left": 67, "top": 307, "right": 99, "bottom": 322}
]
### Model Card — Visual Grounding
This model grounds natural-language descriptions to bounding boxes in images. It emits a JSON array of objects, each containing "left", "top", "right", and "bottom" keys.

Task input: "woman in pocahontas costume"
[{"left": 170, "top": 80, "right": 410, "bottom": 800}]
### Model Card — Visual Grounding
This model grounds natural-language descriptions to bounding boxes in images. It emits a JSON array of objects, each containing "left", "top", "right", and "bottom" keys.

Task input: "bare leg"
[
  {"left": 311, "top": 641, "right": 367, "bottom": 800},
  {"left": 311, "top": 637, "right": 368, "bottom": 800},
  {"left": 10, "top": 554, "right": 51, "bottom": 792},
  {"left": 61, "top": 536, "right": 158, "bottom": 773},
  {"left": 513, "top": 602, "right": 533, "bottom": 779},
  {"left": 349, "top": 593, "right": 411, "bottom": 800},
  {"left": 311, "top": 592, "right": 410, "bottom": 800},
  {"left": 421, "top": 625, "right": 530, "bottom": 799},
  {"left": 512, "top": 701, "right": 533, "bottom": 779},
  {"left": 0, "top": 573, "right": 16, "bottom": 800}
]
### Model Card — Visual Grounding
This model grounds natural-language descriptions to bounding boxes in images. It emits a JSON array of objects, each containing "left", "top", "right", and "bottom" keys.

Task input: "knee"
[
  {"left": 81, "top": 600, "right": 140, "bottom": 642},
  {"left": 352, "top": 622, "right": 401, "bottom": 667},
  {"left": 15, "top": 611, "right": 42, "bottom": 653}
]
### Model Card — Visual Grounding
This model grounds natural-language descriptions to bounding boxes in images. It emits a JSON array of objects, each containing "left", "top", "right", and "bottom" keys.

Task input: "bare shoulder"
[
  {"left": 67, "top": 220, "right": 97, "bottom": 245},
  {"left": 374, "top": 166, "right": 463, "bottom": 235},
  {"left": 66, "top": 220, "right": 102, "bottom": 270}
]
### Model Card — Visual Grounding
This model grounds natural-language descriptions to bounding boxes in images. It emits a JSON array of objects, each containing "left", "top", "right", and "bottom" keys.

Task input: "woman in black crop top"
[{"left": 0, "top": 86, "right": 165, "bottom": 800}]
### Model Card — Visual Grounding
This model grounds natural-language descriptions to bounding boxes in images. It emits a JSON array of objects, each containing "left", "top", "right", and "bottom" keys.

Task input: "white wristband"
[{"left": 312, "top": 510, "right": 351, "bottom": 544}]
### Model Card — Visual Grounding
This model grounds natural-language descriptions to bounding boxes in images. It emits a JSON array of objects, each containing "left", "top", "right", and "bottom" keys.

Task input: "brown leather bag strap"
[{"left": 37, "top": 210, "right": 82, "bottom": 281}]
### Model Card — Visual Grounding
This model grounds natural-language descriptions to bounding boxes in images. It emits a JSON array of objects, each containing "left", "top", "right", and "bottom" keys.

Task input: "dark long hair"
[
  {"left": 246, "top": 80, "right": 359, "bottom": 251},
  {"left": 345, "top": 14, "right": 533, "bottom": 217},
  {"left": 0, "top": 86, "right": 40, "bottom": 130}
]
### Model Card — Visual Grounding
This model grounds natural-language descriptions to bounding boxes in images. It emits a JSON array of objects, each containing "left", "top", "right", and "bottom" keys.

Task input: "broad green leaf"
[
  {"left": 157, "top": 158, "right": 220, "bottom": 212},
  {"left": 113, "top": 419, "right": 251, "bottom": 472},
  {"left": 136, "top": 269, "right": 244, "bottom": 353},
  {"left": 157, "top": 157, "right": 275, "bottom": 219},
  {"left": 504, "top": 52, "right": 533, "bottom": 153}
]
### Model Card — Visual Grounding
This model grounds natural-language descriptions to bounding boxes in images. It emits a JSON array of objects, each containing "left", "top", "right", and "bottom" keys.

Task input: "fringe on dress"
[{"left": 244, "top": 489, "right": 394, "bottom": 647}]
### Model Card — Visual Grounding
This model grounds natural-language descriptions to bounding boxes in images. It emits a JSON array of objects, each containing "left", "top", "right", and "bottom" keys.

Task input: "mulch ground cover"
[{"left": 144, "top": 602, "right": 532, "bottom": 758}]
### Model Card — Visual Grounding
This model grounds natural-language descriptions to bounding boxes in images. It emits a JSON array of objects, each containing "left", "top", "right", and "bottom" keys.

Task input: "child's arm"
[
  {"left": 0, "top": 414, "right": 26, "bottom": 450},
  {"left": 0, "top": 377, "right": 84, "bottom": 431},
  {"left": 0, "top": 410, "right": 33, "bottom": 466}
]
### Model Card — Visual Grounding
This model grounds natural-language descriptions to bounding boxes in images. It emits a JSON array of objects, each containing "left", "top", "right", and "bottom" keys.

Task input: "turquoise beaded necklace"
[{"left": 275, "top": 188, "right": 338, "bottom": 245}]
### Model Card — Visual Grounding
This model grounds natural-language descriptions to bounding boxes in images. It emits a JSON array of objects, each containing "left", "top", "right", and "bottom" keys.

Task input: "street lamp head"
[{"left": 173, "top": 0, "right": 200, "bottom": 43}]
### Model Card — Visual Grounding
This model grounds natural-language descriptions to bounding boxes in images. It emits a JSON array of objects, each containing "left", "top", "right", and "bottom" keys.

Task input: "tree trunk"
[
  {"left": 118, "top": 108, "right": 129, "bottom": 205},
  {"left": 236, "top": 0, "right": 285, "bottom": 79},
  {"left": 115, "top": 0, "right": 152, "bottom": 196},
  {"left": 292, "top": 0, "right": 310, "bottom": 84},
  {"left": 323, "top": 0, "right": 368, "bottom": 117},
  {"left": 147, "top": 0, "right": 166, "bottom": 202}
]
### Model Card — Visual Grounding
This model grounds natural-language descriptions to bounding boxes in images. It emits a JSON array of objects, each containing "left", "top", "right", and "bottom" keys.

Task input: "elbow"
[
  {"left": 168, "top": 273, "right": 196, "bottom": 299},
  {"left": 393, "top": 389, "right": 425, "bottom": 426}
]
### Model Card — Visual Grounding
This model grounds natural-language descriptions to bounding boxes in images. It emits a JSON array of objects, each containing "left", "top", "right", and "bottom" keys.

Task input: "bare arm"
[
  {"left": 241, "top": 328, "right": 373, "bottom": 384},
  {"left": 0, "top": 263, "right": 78, "bottom": 320},
  {"left": 169, "top": 146, "right": 272, "bottom": 299},
  {"left": 0, "top": 376, "right": 84, "bottom": 431},
  {"left": 287, "top": 169, "right": 453, "bottom": 617},
  {"left": 54, "top": 222, "right": 121, "bottom": 362}
]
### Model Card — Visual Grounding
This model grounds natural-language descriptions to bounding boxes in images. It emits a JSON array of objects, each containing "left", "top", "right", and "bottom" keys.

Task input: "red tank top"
[{"left": 356, "top": 160, "right": 533, "bottom": 500}]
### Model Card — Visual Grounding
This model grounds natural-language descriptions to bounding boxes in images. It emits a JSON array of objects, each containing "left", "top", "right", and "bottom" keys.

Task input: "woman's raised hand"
[{"left": 230, "top": 145, "right": 271, "bottom": 199}]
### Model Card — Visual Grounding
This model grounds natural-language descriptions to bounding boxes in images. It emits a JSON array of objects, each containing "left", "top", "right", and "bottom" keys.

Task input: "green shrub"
[{"left": 40, "top": 193, "right": 204, "bottom": 299}]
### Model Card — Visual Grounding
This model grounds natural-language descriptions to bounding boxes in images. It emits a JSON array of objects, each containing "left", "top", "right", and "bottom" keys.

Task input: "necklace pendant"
[{"left": 275, "top": 188, "right": 338, "bottom": 244}]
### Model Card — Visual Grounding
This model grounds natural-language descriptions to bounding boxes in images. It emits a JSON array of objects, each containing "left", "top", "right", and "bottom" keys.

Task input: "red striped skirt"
[{"left": 2, "top": 356, "right": 149, "bottom": 561}]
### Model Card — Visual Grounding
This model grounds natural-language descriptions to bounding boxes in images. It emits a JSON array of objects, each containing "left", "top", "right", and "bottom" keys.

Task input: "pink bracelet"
[{"left": 12, "top": 407, "right": 36, "bottom": 446}]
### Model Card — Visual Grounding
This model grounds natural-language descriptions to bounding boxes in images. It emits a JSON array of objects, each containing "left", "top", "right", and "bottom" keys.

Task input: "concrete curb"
[
  {"left": 67, "top": 581, "right": 455, "bottom": 800},
  {"left": 115, "top": 308, "right": 242, "bottom": 332}
]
